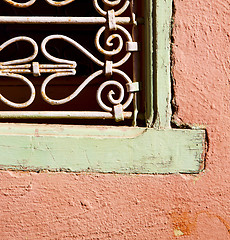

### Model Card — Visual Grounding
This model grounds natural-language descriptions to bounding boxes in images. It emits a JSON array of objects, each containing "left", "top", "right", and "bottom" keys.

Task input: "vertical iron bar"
[{"left": 131, "top": 0, "right": 140, "bottom": 126}]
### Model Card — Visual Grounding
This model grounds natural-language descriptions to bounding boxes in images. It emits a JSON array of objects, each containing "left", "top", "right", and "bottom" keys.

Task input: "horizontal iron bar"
[
  {"left": 0, "top": 17, "right": 144, "bottom": 25},
  {"left": 0, "top": 111, "right": 133, "bottom": 119}
]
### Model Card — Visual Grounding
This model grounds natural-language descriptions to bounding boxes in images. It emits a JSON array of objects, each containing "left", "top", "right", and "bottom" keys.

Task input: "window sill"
[{"left": 0, "top": 123, "right": 205, "bottom": 174}]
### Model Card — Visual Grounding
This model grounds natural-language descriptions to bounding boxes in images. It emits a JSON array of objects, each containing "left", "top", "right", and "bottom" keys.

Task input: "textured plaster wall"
[{"left": 0, "top": 0, "right": 230, "bottom": 239}]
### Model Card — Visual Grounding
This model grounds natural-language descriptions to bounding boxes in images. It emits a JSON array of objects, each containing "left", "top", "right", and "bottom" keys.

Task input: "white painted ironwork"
[
  {"left": 0, "top": 17, "right": 135, "bottom": 25},
  {"left": 2, "top": 0, "right": 75, "bottom": 8},
  {"left": 0, "top": 0, "right": 141, "bottom": 123},
  {"left": 0, "top": 111, "right": 133, "bottom": 119}
]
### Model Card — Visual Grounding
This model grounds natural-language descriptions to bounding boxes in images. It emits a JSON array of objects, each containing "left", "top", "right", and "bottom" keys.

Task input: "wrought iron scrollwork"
[
  {"left": 2, "top": 0, "right": 75, "bottom": 8},
  {"left": 0, "top": 0, "right": 140, "bottom": 122}
]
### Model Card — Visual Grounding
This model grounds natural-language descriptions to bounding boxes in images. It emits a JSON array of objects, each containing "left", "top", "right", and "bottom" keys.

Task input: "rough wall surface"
[{"left": 0, "top": 0, "right": 229, "bottom": 239}]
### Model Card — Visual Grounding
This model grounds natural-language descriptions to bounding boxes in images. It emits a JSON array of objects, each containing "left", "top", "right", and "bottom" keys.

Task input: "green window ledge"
[
  {"left": 0, "top": 0, "right": 206, "bottom": 173},
  {"left": 0, "top": 124, "right": 205, "bottom": 173}
]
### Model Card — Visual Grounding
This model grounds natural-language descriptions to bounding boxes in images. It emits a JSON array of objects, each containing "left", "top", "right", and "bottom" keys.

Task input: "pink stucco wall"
[{"left": 0, "top": 0, "right": 229, "bottom": 239}]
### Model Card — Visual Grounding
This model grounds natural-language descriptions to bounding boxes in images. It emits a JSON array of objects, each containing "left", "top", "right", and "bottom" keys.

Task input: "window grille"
[{"left": 0, "top": 0, "right": 144, "bottom": 125}]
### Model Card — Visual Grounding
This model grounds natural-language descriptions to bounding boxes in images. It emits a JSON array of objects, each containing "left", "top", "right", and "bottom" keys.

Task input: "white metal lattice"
[{"left": 0, "top": 0, "right": 141, "bottom": 123}]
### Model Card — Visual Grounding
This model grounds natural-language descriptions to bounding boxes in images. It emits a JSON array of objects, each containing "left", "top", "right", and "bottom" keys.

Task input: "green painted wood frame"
[{"left": 0, "top": 0, "right": 206, "bottom": 173}]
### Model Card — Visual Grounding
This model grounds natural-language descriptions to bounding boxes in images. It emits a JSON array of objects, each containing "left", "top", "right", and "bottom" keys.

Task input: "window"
[
  {"left": 0, "top": 0, "right": 144, "bottom": 126},
  {"left": 0, "top": 0, "right": 205, "bottom": 173}
]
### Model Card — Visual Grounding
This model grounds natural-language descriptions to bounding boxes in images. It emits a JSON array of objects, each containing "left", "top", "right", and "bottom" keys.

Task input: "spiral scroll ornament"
[
  {"left": 96, "top": 69, "right": 133, "bottom": 112},
  {"left": 93, "top": 0, "right": 130, "bottom": 16},
  {"left": 95, "top": 25, "right": 133, "bottom": 67}
]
